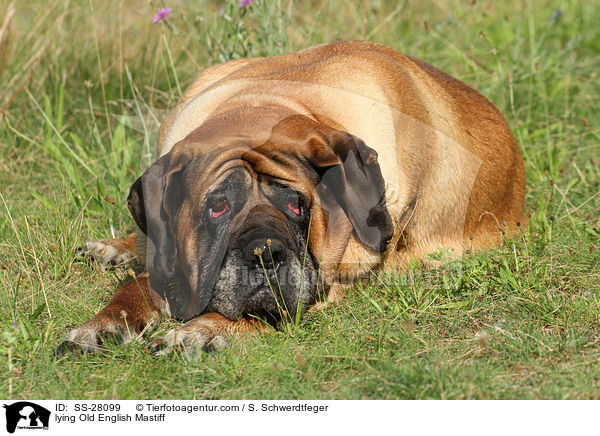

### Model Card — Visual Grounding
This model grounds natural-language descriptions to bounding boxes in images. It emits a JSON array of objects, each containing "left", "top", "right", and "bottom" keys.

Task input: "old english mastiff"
[{"left": 58, "top": 41, "right": 526, "bottom": 356}]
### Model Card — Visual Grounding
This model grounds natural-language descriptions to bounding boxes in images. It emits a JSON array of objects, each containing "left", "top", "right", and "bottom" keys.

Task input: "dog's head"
[{"left": 128, "top": 108, "right": 393, "bottom": 322}]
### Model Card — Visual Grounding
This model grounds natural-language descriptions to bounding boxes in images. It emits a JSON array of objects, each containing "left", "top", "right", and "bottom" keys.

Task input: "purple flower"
[
  {"left": 11, "top": 322, "right": 16, "bottom": 328},
  {"left": 239, "top": 0, "right": 256, "bottom": 7},
  {"left": 152, "top": 7, "right": 172, "bottom": 23}
]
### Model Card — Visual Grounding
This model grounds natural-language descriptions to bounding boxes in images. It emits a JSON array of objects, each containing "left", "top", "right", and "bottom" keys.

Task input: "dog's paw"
[
  {"left": 76, "top": 239, "right": 137, "bottom": 268},
  {"left": 147, "top": 327, "right": 227, "bottom": 358},
  {"left": 55, "top": 316, "right": 133, "bottom": 357}
]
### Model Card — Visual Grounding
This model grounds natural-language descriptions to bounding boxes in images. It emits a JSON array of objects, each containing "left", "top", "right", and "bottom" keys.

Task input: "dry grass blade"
[
  {"left": 1, "top": 44, "right": 46, "bottom": 113},
  {"left": 0, "top": 3, "right": 15, "bottom": 118},
  {"left": 0, "top": 4, "right": 15, "bottom": 75}
]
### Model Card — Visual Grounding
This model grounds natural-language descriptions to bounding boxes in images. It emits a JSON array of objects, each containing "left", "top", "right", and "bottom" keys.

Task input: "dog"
[{"left": 58, "top": 41, "right": 526, "bottom": 356}]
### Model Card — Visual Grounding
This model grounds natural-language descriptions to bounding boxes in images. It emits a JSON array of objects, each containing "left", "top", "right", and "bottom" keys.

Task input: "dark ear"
[
  {"left": 127, "top": 176, "right": 146, "bottom": 234},
  {"left": 313, "top": 130, "right": 394, "bottom": 253},
  {"left": 260, "top": 115, "right": 394, "bottom": 252},
  {"left": 127, "top": 153, "right": 189, "bottom": 280}
]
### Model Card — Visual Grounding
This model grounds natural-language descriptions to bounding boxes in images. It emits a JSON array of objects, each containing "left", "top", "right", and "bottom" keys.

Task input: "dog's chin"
[
  {"left": 243, "top": 286, "right": 284, "bottom": 317},
  {"left": 217, "top": 279, "right": 301, "bottom": 323}
]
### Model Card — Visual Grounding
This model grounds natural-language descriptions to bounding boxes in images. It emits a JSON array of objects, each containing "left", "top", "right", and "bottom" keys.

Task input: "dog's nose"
[{"left": 243, "top": 237, "right": 286, "bottom": 267}]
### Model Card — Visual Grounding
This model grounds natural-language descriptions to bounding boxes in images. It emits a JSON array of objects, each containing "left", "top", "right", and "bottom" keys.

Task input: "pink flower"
[
  {"left": 239, "top": 0, "right": 256, "bottom": 7},
  {"left": 152, "top": 7, "right": 172, "bottom": 23}
]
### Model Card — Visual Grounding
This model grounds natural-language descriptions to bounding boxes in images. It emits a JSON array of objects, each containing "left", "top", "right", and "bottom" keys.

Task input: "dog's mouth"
[
  {"left": 243, "top": 264, "right": 292, "bottom": 312},
  {"left": 245, "top": 286, "right": 280, "bottom": 312}
]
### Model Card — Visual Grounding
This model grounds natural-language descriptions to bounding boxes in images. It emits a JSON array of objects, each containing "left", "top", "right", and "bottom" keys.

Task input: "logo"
[{"left": 2, "top": 402, "right": 50, "bottom": 434}]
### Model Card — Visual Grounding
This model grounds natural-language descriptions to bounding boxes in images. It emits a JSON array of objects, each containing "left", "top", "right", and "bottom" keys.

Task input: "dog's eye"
[
  {"left": 287, "top": 196, "right": 301, "bottom": 216},
  {"left": 209, "top": 198, "right": 229, "bottom": 219}
]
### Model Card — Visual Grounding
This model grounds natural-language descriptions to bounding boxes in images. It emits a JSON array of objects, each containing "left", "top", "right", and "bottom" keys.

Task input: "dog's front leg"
[
  {"left": 148, "top": 313, "right": 270, "bottom": 357},
  {"left": 56, "top": 273, "right": 166, "bottom": 356}
]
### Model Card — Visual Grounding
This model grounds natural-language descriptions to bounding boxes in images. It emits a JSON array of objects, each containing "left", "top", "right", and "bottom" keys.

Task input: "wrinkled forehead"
[
  {"left": 179, "top": 142, "right": 314, "bottom": 203},
  {"left": 182, "top": 149, "right": 252, "bottom": 197}
]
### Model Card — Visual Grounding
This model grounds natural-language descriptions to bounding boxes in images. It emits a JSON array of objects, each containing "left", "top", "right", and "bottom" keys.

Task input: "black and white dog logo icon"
[{"left": 3, "top": 402, "right": 50, "bottom": 433}]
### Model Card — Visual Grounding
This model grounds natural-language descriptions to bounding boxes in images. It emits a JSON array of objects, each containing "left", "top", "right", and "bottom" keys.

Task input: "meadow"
[{"left": 0, "top": 0, "right": 598, "bottom": 399}]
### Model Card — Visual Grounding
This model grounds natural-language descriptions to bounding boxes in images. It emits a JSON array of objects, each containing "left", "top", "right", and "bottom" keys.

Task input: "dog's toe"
[
  {"left": 148, "top": 327, "right": 224, "bottom": 358},
  {"left": 204, "top": 335, "right": 227, "bottom": 353},
  {"left": 146, "top": 338, "right": 167, "bottom": 356},
  {"left": 55, "top": 340, "right": 80, "bottom": 358},
  {"left": 55, "top": 338, "right": 105, "bottom": 358}
]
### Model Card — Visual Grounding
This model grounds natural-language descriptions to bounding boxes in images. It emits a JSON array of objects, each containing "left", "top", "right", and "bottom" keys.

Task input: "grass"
[{"left": 0, "top": 0, "right": 599, "bottom": 399}]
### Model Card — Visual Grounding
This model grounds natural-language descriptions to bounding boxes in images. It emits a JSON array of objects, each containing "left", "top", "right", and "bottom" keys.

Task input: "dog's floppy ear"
[
  {"left": 313, "top": 130, "right": 393, "bottom": 252},
  {"left": 261, "top": 115, "right": 394, "bottom": 253},
  {"left": 127, "top": 176, "right": 146, "bottom": 234},
  {"left": 127, "top": 152, "right": 190, "bottom": 280}
]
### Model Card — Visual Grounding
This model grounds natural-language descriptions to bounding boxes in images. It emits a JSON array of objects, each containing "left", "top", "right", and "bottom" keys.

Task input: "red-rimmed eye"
[
  {"left": 210, "top": 199, "right": 229, "bottom": 219},
  {"left": 288, "top": 200, "right": 301, "bottom": 216}
]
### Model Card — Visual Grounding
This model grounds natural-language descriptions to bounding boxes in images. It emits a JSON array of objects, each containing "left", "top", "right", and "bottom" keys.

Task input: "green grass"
[{"left": 0, "top": 0, "right": 599, "bottom": 399}]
